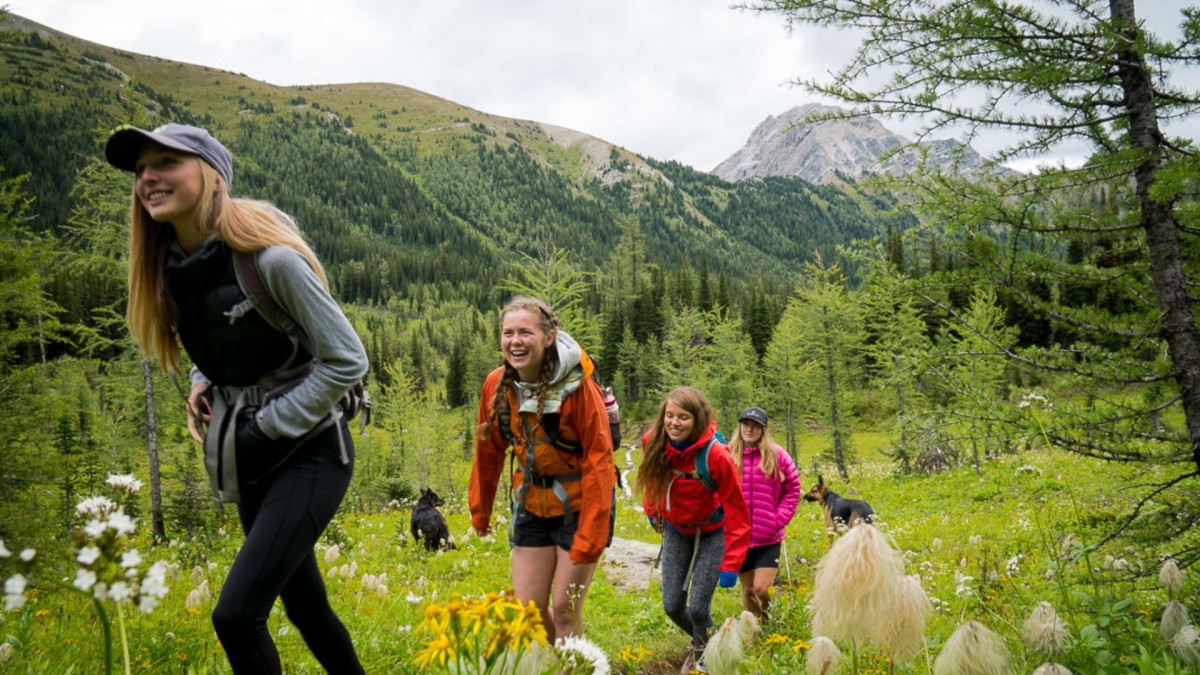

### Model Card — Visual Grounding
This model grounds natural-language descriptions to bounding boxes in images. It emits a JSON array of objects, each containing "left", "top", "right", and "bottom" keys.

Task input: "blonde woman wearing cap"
[
  {"left": 105, "top": 123, "right": 367, "bottom": 674},
  {"left": 728, "top": 406, "right": 801, "bottom": 621}
]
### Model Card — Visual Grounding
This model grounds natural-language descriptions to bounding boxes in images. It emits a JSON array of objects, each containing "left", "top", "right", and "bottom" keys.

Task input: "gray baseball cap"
[
  {"left": 738, "top": 406, "right": 768, "bottom": 427},
  {"left": 105, "top": 123, "right": 233, "bottom": 188}
]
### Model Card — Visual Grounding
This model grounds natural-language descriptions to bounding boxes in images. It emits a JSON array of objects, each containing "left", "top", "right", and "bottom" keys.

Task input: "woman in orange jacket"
[
  {"left": 469, "top": 296, "right": 615, "bottom": 641},
  {"left": 637, "top": 386, "right": 750, "bottom": 674}
]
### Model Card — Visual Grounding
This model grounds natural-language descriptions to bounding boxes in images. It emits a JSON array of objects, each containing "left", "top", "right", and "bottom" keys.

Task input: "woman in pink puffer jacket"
[{"left": 728, "top": 406, "right": 802, "bottom": 621}]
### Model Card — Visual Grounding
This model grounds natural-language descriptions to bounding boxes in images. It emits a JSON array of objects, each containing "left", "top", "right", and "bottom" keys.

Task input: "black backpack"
[{"left": 232, "top": 249, "right": 368, "bottom": 423}]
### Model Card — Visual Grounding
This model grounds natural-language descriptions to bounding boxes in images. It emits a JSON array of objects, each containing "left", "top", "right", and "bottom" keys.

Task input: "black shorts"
[
  {"left": 739, "top": 542, "right": 782, "bottom": 573},
  {"left": 510, "top": 505, "right": 616, "bottom": 551}
]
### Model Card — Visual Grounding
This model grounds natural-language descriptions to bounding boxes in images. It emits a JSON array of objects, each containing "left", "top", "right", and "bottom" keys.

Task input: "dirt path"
[{"left": 600, "top": 536, "right": 661, "bottom": 592}]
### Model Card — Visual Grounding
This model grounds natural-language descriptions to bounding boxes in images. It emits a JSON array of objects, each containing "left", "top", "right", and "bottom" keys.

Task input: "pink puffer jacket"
[{"left": 739, "top": 445, "right": 802, "bottom": 548}]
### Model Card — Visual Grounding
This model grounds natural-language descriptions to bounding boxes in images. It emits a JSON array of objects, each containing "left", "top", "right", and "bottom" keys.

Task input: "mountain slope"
[
  {"left": 712, "top": 103, "right": 997, "bottom": 184},
  {"left": 0, "top": 13, "right": 911, "bottom": 308}
]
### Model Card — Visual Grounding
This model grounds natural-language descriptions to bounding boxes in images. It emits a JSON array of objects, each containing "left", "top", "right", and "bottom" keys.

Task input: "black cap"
[
  {"left": 738, "top": 406, "right": 768, "bottom": 427},
  {"left": 105, "top": 123, "right": 233, "bottom": 188}
]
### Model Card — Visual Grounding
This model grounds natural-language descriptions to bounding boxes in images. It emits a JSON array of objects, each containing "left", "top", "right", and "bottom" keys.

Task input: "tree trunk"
[
  {"left": 1110, "top": 0, "right": 1200, "bottom": 471},
  {"left": 825, "top": 341, "right": 848, "bottom": 481},
  {"left": 142, "top": 358, "right": 165, "bottom": 542}
]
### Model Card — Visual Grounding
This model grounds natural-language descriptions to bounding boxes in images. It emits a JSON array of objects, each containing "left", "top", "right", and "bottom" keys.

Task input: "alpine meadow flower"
[
  {"left": 105, "top": 474, "right": 142, "bottom": 495},
  {"left": 884, "top": 574, "right": 933, "bottom": 663},
  {"left": 704, "top": 611, "right": 759, "bottom": 675},
  {"left": 805, "top": 636, "right": 842, "bottom": 675},
  {"left": 1160, "top": 559, "right": 1185, "bottom": 595},
  {"left": 3, "top": 574, "right": 27, "bottom": 611},
  {"left": 0, "top": 642, "right": 11, "bottom": 663},
  {"left": 0, "top": 540, "right": 9, "bottom": 558},
  {"left": 77, "top": 546, "right": 101, "bottom": 566},
  {"left": 1161, "top": 600, "right": 1190, "bottom": 642},
  {"left": 554, "top": 635, "right": 610, "bottom": 674},
  {"left": 17, "top": 549, "right": 34, "bottom": 563},
  {"left": 809, "top": 524, "right": 905, "bottom": 649},
  {"left": 1021, "top": 602, "right": 1071, "bottom": 659},
  {"left": 73, "top": 568, "right": 97, "bottom": 592},
  {"left": 1168, "top": 624, "right": 1200, "bottom": 666},
  {"left": 933, "top": 621, "right": 1010, "bottom": 675}
]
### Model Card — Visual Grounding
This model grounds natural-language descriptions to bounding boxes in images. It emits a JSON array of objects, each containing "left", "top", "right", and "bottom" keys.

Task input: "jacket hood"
[
  {"left": 666, "top": 420, "right": 719, "bottom": 461},
  {"left": 512, "top": 329, "right": 591, "bottom": 414}
]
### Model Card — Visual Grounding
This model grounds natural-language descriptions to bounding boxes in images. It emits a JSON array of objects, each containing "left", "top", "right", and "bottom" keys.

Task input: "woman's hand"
[{"left": 186, "top": 382, "right": 212, "bottom": 444}]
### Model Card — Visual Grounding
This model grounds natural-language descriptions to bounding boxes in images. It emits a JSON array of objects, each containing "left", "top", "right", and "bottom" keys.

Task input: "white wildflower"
[
  {"left": 0, "top": 540, "right": 8, "bottom": 558},
  {"left": 406, "top": 592, "right": 423, "bottom": 604},
  {"left": 141, "top": 561, "right": 169, "bottom": 600},
  {"left": 73, "top": 568, "right": 97, "bottom": 592},
  {"left": 4, "top": 574, "right": 27, "bottom": 611},
  {"left": 0, "top": 642, "right": 11, "bottom": 663},
  {"left": 376, "top": 584, "right": 388, "bottom": 598},
  {"left": 77, "top": 546, "right": 101, "bottom": 566},
  {"left": 92, "top": 582, "right": 108, "bottom": 601},
  {"left": 1032, "top": 664, "right": 1072, "bottom": 675},
  {"left": 107, "top": 511, "right": 136, "bottom": 536},
  {"left": 76, "top": 496, "right": 116, "bottom": 518},
  {"left": 1022, "top": 601, "right": 1071, "bottom": 658},
  {"left": 120, "top": 550, "right": 143, "bottom": 568},
  {"left": 108, "top": 581, "right": 131, "bottom": 603},
  {"left": 106, "top": 474, "right": 143, "bottom": 494},
  {"left": 554, "top": 635, "right": 610, "bottom": 675},
  {"left": 324, "top": 544, "right": 340, "bottom": 564},
  {"left": 806, "top": 636, "right": 841, "bottom": 675},
  {"left": 1006, "top": 554, "right": 1023, "bottom": 575},
  {"left": 17, "top": 548, "right": 34, "bottom": 562}
]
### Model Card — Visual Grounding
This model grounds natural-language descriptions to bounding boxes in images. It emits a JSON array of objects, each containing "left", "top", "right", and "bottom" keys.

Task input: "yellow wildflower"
[{"left": 413, "top": 635, "right": 456, "bottom": 669}]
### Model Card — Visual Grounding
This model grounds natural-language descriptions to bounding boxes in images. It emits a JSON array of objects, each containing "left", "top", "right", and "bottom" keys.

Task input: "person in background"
[
  {"left": 105, "top": 123, "right": 367, "bottom": 673},
  {"left": 728, "top": 406, "right": 801, "bottom": 622},
  {"left": 469, "top": 296, "right": 615, "bottom": 641},
  {"left": 636, "top": 386, "right": 750, "bottom": 674}
]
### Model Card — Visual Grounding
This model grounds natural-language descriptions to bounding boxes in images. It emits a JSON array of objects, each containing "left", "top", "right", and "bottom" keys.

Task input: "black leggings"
[{"left": 211, "top": 421, "right": 364, "bottom": 674}]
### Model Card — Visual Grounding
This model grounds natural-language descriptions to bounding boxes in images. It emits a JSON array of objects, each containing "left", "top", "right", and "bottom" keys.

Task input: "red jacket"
[
  {"left": 643, "top": 422, "right": 750, "bottom": 573},
  {"left": 469, "top": 358, "right": 615, "bottom": 564}
]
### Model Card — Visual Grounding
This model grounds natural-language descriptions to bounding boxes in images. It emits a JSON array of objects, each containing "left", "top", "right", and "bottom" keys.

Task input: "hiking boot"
[{"left": 693, "top": 648, "right": 709, "bottom": 674}]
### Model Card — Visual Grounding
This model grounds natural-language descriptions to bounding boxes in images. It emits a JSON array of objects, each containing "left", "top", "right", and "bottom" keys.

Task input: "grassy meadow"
[{"left": 1, "top": 428, "right": 1192, "bottom": 674}]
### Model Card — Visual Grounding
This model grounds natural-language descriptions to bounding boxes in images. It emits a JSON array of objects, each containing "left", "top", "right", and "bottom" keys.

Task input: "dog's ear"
[{"left": 818, "top": 474, "right": 824, "bottom": 486}]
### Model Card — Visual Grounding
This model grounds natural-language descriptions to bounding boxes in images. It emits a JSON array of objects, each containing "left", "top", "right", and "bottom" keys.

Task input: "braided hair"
[{"left": 478, "top": 296, "right": 560, "bottom": 439}]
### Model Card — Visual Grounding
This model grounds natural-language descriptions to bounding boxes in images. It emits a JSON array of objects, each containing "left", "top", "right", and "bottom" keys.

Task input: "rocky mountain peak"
[{"left": 711, "top": 103, "right": 997, "bottom": 184}]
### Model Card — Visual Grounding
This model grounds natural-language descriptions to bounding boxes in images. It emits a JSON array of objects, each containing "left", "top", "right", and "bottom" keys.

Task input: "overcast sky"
[{"left": 13, "top": 0, "right": 1197, "bottom": 173}]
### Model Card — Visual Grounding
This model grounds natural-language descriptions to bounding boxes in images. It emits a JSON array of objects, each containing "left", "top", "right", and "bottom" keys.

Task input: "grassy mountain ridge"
[{"left": 1, "top": 11, "right": 910, "bottom": 307}]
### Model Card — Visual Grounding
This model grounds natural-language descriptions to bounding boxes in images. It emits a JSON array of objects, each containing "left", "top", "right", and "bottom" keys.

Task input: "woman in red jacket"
[
  {"left": 469, "top": 296, "right": 615, "bottom": 642},
  {"left": 636, "top": 386, "right": 750, "bottom": 674},
  {"left": 728, "top": 406, "right": 801, "bottom": 621}
]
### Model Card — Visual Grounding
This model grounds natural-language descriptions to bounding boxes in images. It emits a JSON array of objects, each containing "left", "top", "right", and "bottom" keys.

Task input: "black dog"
[
  {"left": 804, "top": 474, "right": 876, "bottom": 542},
  {"left": 410, "top": 488, "right": 454, "bottom": 551}
]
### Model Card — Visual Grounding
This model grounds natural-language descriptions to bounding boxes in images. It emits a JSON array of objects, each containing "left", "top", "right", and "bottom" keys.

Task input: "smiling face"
[
  {"left": 740, "top": 420, "right": 764, "bottom": 446},
  {"left": 501, "top": 308, "right": 556, "bottom": 382},
  {"left": 134, "top": 146, "right": 205, "bottom": 230},
  {"left": 663, "top": 402, "right": 696, "bottom": 443}
]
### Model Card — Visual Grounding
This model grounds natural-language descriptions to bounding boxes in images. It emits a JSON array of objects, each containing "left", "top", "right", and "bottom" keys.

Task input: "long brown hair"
[
  {"left": 125, "top": 160, "right": 328, "bottom": 373},
  {"left": 635, "top": 386, "right": 715, "bottom": 508},
  {"left": 728, "top": 421, "right": 784, "bottom": 480},
  {"left": 478, "top": 296, "right": 560, "bottom": 438}
]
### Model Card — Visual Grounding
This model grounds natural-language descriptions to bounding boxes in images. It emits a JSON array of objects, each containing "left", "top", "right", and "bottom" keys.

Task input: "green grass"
[{"left": 1, "top": 432, "right": 1193, "bottom": 674}]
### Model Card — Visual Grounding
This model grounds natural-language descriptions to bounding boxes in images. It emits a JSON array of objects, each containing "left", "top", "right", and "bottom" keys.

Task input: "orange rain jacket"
[{"left": 469, "top": 353, "right": 615, "bottom": 564}]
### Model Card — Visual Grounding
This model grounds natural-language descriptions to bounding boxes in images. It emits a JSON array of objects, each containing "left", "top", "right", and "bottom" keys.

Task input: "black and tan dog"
[{"left": 804, "top": 474, "right": 876, "bottom": 541}]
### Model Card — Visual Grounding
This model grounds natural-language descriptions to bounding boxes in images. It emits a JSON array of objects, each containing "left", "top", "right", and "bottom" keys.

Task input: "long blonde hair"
[
  {"left": 478, "top": 296, "right": 560, "bottom": 439},
  {"left": 728, "top": 421, "right": 784, "bottom": 480},
  {"left": 635, "top": 386, "right": 715, "bottom": 508},
  {"left": 125, "top": 160, "right": 328, "bottom": 373}
]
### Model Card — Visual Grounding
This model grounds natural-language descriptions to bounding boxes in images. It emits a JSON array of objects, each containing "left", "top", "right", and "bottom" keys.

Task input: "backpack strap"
[
  {"left": 670, "top": 436, "right": 718, "bottom": 492},
  {"left": 232, "top": 249, "right": 301, "bottom": 337}
]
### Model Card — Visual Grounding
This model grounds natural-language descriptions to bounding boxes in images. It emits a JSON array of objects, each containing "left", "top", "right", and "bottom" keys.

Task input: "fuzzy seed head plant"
[
  {"left": 884, "top": 573, "right": 933, "bottom": 663},
  {"left": 809, "top": 524, "right": 905, "bottom": 648},
  {"left": 704, "top": 615, "right": 747, "bottom": 675},
  {"left": 1168, "top": 623, "right": 1200, "bottom": 666},
  {"left": 1160, "top": 558, "right": 1185, "bottom": 595},
  {"left": 1161, "top": 600, "right": 1190, "bottom": 642},
  {"left": 1021, "top": 601, "right": 1071, "bottom": 659},
  {"left": 805, "top": 636, "right": 842, "bottom": 675},
  {"left": 932, "top": 621, "right": 1010, "bottom": 675}
]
